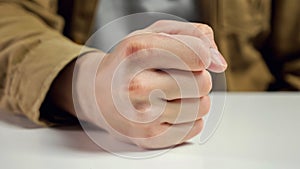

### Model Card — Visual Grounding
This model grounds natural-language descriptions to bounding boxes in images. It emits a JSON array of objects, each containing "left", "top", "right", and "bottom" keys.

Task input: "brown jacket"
[{"left": 0, "top": 0, "right": 299, "bottom": 125}]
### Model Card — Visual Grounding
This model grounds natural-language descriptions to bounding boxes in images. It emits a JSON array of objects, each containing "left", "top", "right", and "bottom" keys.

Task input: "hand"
[{"left": 74, "top": 20, "right": 227, "bottom": 149}]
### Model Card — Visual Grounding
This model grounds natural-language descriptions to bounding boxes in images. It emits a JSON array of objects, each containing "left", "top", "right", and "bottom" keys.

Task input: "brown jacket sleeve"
[
  {"left": 212, "top": 0, "right": 300, "bottom": 91},
  {"left": 215, "top": 0, "right": 273, "bottom": 91},
  {"left": 0, "top": 0, "right": 93, "bottom": 125},
  {"left": 270, "top": 0, "right": 300, "bottom": 90}
]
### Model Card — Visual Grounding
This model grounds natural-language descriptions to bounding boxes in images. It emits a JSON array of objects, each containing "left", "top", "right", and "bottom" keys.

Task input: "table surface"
[{"left": 0, "top": 92, "right": 299, "bottom": 169}]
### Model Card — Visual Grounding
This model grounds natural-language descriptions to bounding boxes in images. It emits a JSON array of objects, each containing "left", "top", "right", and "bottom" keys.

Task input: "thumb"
[{"left": 207, "top": 48, "right": 227, "bottom": 73}]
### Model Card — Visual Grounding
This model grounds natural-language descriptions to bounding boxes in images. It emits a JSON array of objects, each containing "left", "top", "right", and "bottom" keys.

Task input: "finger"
[
  {"left": 180, "top": 119, "right": 204, "bottom": 142},
  {"left": 144, "top": 20, "right": 227, "bottom": 72},
  {"left": 167, "top": 34, "right": 227, "bottom": 72},
  {"left": 207, "top": 48, "right": 228, "bottom": 73},
  {"left": 159, "top": 96, "right": 210, "bottom": 124},
  {"left": 158, "top": 69, "right": 212, "bottom": 100},
  {"left": 146, "top": 20, "right": 216, "bottom": 48},
  {"left": 167, "top": 34, "right": 211, "bottom": 69},
  {"left": 134, "top": 119, "right": 204, "bottom": 149},
  {"left": 129, "top": 70, "right": 212, "bottom": 105},
  {"left": 114, "top": 33, "right": 211, "bottom": 71}
]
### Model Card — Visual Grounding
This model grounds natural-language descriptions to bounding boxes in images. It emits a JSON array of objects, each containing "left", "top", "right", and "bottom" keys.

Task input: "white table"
[{"left": 1, "top": 93, "right": 299, "bottom": 169}]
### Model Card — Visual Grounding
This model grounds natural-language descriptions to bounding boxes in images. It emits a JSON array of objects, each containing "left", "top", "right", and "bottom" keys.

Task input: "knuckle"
[
  {"left": 128, "top": 122, "right": 157, "bottom": 139},
  {"left": 141, "top": 123, "right": 160, "bottom": 138},
  {"left": 204, "top": 71, "right": 213, "bottom": 93},
  {"left": 199, "top": 96, "right": 211, "bottom": 117},
  {"left": 195, "top": 55, "right": 206, "bottom": 68},
  {"left": 194, "top": 23, "right": 215, "bottom": 39},
  {"left": 129, "top": 76, "right": 142, "bottom": 91},
  {"left": 199, "top": 24, "right": 214, "bottom": 34},
  {"left": 129, "top": 74, "right": 151, "bottom": 94},
  {"left": 194, "top": 119, "right": 204, "bottom": 134},
  {"left": 183, "top": 120, "right": 204, "bottom": 142},
  {"left": 151, "top": 20, "right": 168, "bottom": 28},
  {"left": 123, "top": 38, "right": 148, "bottom": 57},
  {"left": 196, "top": 70, "right": 212, "bottom": 95}
]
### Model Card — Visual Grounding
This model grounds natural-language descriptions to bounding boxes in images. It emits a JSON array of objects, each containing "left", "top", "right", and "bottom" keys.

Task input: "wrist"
[{"left": 72, "top": 51, "right": 108, "bottom": 129}]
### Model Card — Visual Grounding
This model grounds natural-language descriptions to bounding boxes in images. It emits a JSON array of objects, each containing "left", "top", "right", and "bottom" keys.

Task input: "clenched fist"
[{"left": 72, "top": 20, "right": 227, "bottom": 149}]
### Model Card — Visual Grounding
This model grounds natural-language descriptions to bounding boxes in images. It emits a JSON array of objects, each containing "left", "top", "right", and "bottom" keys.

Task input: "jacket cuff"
[{"left": 7, "top": 36, "right": 96, "bottom": 126}]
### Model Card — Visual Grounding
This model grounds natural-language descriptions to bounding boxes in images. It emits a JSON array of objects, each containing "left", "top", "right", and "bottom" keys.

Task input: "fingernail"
[{"left": 210, "top": 48, "right": 227, "bottom": 66}]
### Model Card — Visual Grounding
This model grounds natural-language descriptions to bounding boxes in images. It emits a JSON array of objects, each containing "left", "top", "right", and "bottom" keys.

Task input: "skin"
[{"left": 48, "top": 20, "right": 227, "bottom": 149}]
